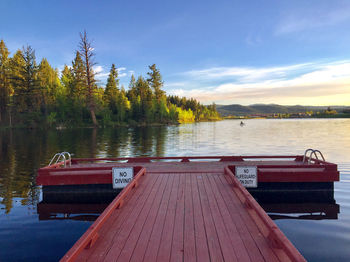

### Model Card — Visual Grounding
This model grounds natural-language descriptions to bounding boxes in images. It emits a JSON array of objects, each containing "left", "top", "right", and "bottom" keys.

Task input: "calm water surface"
[{"left": 0, "top": 119, "right": 350, "bottom": 261}]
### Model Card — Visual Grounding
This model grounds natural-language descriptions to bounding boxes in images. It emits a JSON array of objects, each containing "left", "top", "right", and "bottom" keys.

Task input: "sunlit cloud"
[
  {"left": 117, "top": 67, "right": 127, "bottom": 78},
  {"left": 166, "top": 60, "right": 350, "bottom": 105},
  {"left": 184, "top": 63, "right": 311, "bottom": 83}
]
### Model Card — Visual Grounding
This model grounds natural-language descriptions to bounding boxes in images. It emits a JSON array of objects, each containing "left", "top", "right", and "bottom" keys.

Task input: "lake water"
[{"left": 0, "top": 119, "right": 350, "bottom": 261}]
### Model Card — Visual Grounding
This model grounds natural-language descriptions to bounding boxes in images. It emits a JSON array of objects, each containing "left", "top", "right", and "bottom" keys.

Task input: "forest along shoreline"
[{"left": 0, "top": 34, "right": 220, "bottom": 129}]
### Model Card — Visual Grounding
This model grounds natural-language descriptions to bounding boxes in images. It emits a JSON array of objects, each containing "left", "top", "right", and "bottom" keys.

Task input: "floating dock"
[{"left": 36, "top": 151, "right": 339, "bottom": 261}]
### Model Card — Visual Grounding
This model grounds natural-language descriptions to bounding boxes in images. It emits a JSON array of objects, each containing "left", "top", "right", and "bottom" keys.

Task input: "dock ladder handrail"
[
  {"left": 303, "top": 148, "right": 325, "bottom": 164},
  {"left": 48, "top": 152, "right": 72, "bottom": 167}
]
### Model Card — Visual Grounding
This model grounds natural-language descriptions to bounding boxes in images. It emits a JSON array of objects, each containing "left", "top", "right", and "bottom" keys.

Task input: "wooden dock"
[{"left": 61, "top": 166, "right": 306, "bottom": 262}]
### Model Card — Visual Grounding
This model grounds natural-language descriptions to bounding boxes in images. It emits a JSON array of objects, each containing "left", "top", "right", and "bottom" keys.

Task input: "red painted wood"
[
  {"left": 213, "top": 174, "right": 266, "bottom": 262},
  {"left": 196, "top": 174, "right": 225, "bottom": 262},
  {"left": 62, "top": 171, "right": 307, "bottom": 262},
  {"left": 206, "top": 174, "right": 252, "bottom": 261},
  {"left": 60, "top": 167, "right": 146, "bottom": 262},
  {"left": 225, "top": 167, "right": 306, "bottom": 262},
  {"left": 37, "top": 156, "right": 339, "bottom": 186},
  {"left": 80, "top": 171, "right": 158, "bottom": 262},
  {"left": 170, "top": 173, "right": 185, "bottom": 262},
  {"left": 218, "top": 174, "right": 281, "bottom": 262},
  {"left": 201, "top": 173, "right": 238, "bottom": 261},
  {"left": 130, "top": 174, "right": 175, "bottom": 262},
  {"left": 190, "top": 173, "right": 211, "bottom": 262},
  {"left": 156, "top": 173, "right": 180, "bottom": 262},
  {"left": 102, "top": 174, "right": 165, "bottom": 261},
  {"left": 183, "top": 173, "right": 196, "bottom": 262},
  {"left": 116, "top": 173, "right": 169, "bottom": 262}
]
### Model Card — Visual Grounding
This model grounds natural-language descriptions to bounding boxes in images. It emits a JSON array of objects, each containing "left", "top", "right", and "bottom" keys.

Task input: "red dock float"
[
  {"left": 37, "top": 155, "right": 339, "bottom": 187},
  {"left": 60, "top": 168, "right": 306, "bottom": 262},
  {"left": 36, "top": 151, "right": 339, "bottom": 261}
]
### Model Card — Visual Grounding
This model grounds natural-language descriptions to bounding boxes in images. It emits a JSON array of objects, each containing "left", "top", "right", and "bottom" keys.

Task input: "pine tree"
[
  {"left": 37, "top": 58, "right": 60, "bottom": 116},
  {"left": 127, "top": 74, "right": 141, "bottom": 120},
  {"left": 78, "top": 30, "right": 98, "bottom": 126},
  {"left": 0, "top": 40, "right": 11, "bottom": 123},
  {"left": 71, "top": 51, "right": 86, "bottom": 100},
  {"left": 135, "top": 76, "right": 153, "bottom": 121},
  {"left": 60, "top": 65, "right": 74, "bottom": 96},
  {"left": 10, "top": 46, "right": 39, "bottom": 114},
  {"left": 21, "top": 45, "right": 40, "bottom": 112},
  {"left": 104, "top": 64, "right": 119, "bottom": 113},
  {"left": 147, "top": 64, "right": 167, "bottom": 121},
  {"left": 147, "top": 64, "right": 164, "bottom": 100}
]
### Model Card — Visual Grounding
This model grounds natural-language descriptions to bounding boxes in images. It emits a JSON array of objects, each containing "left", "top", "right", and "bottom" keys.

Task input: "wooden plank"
[
  {"left": 170, "top": 173, "right": 185, "bottom": 262},
  {"left": 130, "top": 173, "right": 175, "bottom": 262},
  {"left": 206, "top": 174, "right": 252, "bottom": 261},
  {"left": 79, "top": 173, "right": 160, "bottom": 262},
  {"left": 60, "top": 165, "right": 308, "bottom": 262},
  {"left": 183, "top": 173, "right": 196, "bottom": 262},
  {"left": 218, "top": 174, "right": 282, "bottom": 262},
  {"left": 116, "top": 173, "right": 170, "bottom": 262},
  {"left": 225, "top": 167, "right": 305, "bottom": 262},
  {"left": 201, "top": 173, "right": 238, "bottom": 262},
  {"left": 216, "top": 174, "right": 273, "bottom": 262},
  {"left": 61, "top": 167, "right": 146, "bottom": 262},
  {"left": 190, "top": 174, "right": 210, "bottom": 262},
  {"left": 102, "top": 173, "right": 166, "bottom": 261},
  {"left": 196, "top": 173, "right": 224, "bottom": 262},
  {"left": 156, "top": 174, "right": 180, "bottom": 262}
]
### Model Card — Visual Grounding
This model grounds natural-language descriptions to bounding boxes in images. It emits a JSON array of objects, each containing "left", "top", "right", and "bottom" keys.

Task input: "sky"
[{"left": 1, "top": 0, "right": 350, "bottom": 105}]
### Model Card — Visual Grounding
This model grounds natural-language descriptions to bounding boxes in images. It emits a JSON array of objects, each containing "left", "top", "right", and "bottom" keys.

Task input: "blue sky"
[{"left": 1, "top": 0, "right": 350, "bottom": 105}]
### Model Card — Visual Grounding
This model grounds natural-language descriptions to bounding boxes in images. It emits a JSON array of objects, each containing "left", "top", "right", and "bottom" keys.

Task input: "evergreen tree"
[
  {"left": 103, "top": 64, "right": 119, "bottom": 113},
  {"left": 135, "top": 76, "right": 153, "bottom": 121},
  {"left": 147, "top": 64, "right": 167, "bottom": 121},
  {"left": 127, "top": 74, "right": 141, "bottom": 120},
  {"left": 71, "top": 51, "right": 86, "bottom": 100},
  {"left": 117, "top": 86, "right": 130, "bottom": 122},
  {"left": 10, "top": 46, "right": 40, "bottom": 114},
  {"left": 37, "top": 58, "right": 60, "bottom": 116},
  {"left": 60, "top": 65, "right": 74, "bottom": 96},
  {"left": 147, "top": 64, "right": 164, "bottom": 100},
  {"left": 0, "top": 40, "right": 11, "bottom": 123},
  {"left": 79, "top": 30, "right": 98, "bottom": 126},
  {"left": 21, "top": 45, "right": 40, "bottom": 112}
]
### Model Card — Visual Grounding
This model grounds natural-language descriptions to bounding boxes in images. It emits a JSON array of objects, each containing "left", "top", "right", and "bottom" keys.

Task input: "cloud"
[
  {"left": 93, "top": 65, "right": 109, "bottom": 79},
  {"left": 184, "top": 63, "right": 311, "bottom": 83},
  {"left": 275, "top": 5, "right": 350, "bottom": 34},
  {"left": 167, "top": 60, "right": 350, "bottom": 105},
  {"left": 117, "top": 67, "right": 127, "bottom": 78}
]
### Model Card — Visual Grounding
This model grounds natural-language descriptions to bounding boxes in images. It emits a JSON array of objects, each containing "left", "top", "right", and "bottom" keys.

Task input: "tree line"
[{"left": 0, "top": 33, "right": 220, "bottom": 128}]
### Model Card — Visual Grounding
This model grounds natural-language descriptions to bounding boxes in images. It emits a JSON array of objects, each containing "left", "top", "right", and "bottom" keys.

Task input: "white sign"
[
  {"left": 112, "top": 167, "right": 134, "bottom": 189},
  {"left": 235, "top": 166, "right": 258, "bottom": 188}
]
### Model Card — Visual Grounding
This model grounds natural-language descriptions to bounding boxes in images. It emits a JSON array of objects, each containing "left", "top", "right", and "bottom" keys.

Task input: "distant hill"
[{"left": 216, "top": 104, "right": 350, "bottom": 116}]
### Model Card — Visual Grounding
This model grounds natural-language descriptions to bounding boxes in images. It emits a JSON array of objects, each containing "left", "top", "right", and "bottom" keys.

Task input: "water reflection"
[
  {"left": 0, "top": 126, "right": 168, "bottom": 213},
  {"left": 37, "top": 202, "right": 108, "bottom": 221},
  {"left": 251, "top": 190, "right": 339, "bottom": 221}
]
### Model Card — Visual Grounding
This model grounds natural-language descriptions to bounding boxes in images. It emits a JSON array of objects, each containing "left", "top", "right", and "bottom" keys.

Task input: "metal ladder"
[
  {"left": 49, "top": 152, "right": 72, "bottom": 167},
  {"left": 303, "top": 149, "right": 325, "bottom": 164}
]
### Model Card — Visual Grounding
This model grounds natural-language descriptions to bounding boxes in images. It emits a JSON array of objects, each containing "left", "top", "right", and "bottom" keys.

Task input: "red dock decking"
[
  {"left": 60, "top": 167, "right": 306, "bottom": 262},
  {"left": 36, "top": 154, "right": 340, "bottom": 261},
  {"left": 37, "top": 155, "right": 339, "bottom": 186}
]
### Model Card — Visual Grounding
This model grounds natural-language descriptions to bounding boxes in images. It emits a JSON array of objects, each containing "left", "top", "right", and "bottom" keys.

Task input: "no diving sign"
[
  {"left": 112, "top": 167, "right": 134, "bottom": 189},
  {"left": 235, "top": 166, "right": 258, "bottom": 188}
]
